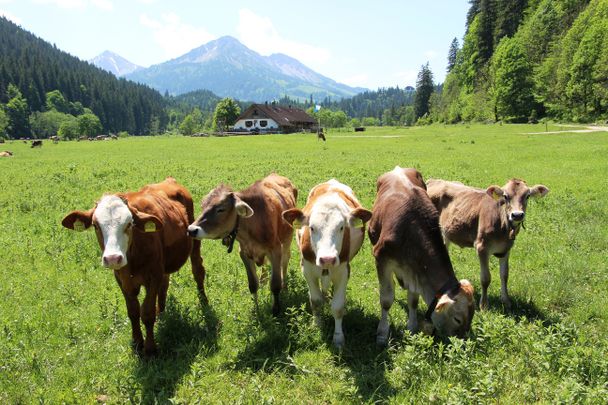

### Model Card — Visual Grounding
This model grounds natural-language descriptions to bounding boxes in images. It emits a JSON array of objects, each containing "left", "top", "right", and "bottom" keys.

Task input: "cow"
[
  {"left": 317, "top": 129, "right": 326, "bottom": 142},
  {"left": 187, "top": 173, "right": 297, "bottom": 316},
  {"left": 61, "top": 177, "right": 207, "bottom": 355},
  {"left": 0, "top": 150, "right": 13, "bottom": 157},
  {"left": 282, "top": 180, "right": 372, "bottom": 348},
  {"left": 427, "top": 178, "right": 549, "bottom": 310},
  {"left": 49, "top": 135, "right": 59, "bottom": 144},
  {"left": 368, "top": 167, "right": 475, "bottom": 344},
  {"left": 31, "top": 140, "right": 42, "bottom": 148}
]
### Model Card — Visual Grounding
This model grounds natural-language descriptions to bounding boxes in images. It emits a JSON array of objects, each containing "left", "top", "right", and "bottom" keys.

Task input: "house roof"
[{"left": 237, "top": 104, "right": 316, "bottom": 127}]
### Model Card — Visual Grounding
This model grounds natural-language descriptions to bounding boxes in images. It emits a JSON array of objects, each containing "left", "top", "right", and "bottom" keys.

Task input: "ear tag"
[
  {"left": 292, "top": 219, "right": 303, "bottom": 229},
  {"left": 73, "top": 220, "right": 85, "bottom": 232},
  {"left": 352, "top": 217, "right": 365, "bottom": 228},
  {"left": 492, "top": 191, "right": 502, "bottom": 201},
  {"left": 144, "top": 221, "right": 156, "bottom": 232}
]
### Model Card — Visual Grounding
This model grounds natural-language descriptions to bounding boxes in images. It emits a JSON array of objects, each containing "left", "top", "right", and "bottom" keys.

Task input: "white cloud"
[
  {"left": 0, "top": 9, "right": 21, "bottom": 24},
  {"left": 32, "top": 0, "right": 86, "bottom": 9},
  {"left": 91, "top": 0, "right": 112, "bottom": 11},
  {"left": 236, "top": 8, "right": 330, "bottom": 68},
  {"left": 140, "top": 13, "right": 215, "bottom": 60}
]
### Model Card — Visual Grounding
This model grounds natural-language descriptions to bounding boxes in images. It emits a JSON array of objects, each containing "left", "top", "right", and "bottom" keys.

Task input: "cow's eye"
[
  {"left": 453, "top": 317, "right": 462, "bottom": 325},
  {"left": 340, "top": 226, "right": 344, "bottom": 231},
  {"left": 504, "top": 194, "right": 510, "bottom": 202},
  {"left": 216, "top": 207, "right": 225, "bottom": 213},
  {"left": 310, "top": 226, "right": 315, "bottom": 233}
]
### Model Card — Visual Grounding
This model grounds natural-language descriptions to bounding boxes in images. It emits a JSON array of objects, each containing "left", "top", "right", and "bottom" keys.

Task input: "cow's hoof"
[
  {"left": 501, "top": 297, "right": 512, "bottom": 311},
  {"left": 479, "top": 297, "right": 489, "bottom": 311},
  {"left": 333, "top": 334, "right": 345, "bottom": 349},
  {"left": 144, "top": 346, "right": 158, "bottom": 357},
  {"left": 376, "top": 334, "right": 388, "bottom": 347}
]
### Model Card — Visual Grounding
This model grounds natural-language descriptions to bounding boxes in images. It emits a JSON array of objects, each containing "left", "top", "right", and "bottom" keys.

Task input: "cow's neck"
[
  {"left": 222, "top": 217, "right": 239, "bottom": 253},
  {"left": 422, "top": 268, "right": 459, "bottom": 307}
]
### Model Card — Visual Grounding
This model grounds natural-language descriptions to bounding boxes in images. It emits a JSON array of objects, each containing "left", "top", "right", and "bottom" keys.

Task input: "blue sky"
[{"left": 0, "top": 0, "right": 469, "bottom": 90}]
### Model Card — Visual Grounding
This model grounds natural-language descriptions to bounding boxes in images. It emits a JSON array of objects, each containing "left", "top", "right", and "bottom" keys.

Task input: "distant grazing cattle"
[
  {"left": 427, "top": 178, "right": 549, "bottom": 310},
  {"left": 96, "top": 135, "right": 107, "bottom": 141},
  {"left": 49, "top": 136, "right": 59, "bottom": 144},
  {"left": 31, "top": 140, "right": 42, "bottom": 148},
  {"left": 282, "top": 180, "right": 372, "bottom": 348},
  {"left": 354, "top": 127, "right": 366, "bottom": 132},
  {"left": 62, "top": 177, "right": 207, "bottom": 355},
  {"left": 111, "top": 135, "right": 118, "bottom": 140},
  {"left": 317, "top": 129, "right": 326, "bottom": 141},
  {"left": 188, "top": 173, "right": 297, "bottom": 315},
  {"left": 368, "top": 167, "right": 475, "bottom": 343},
  {"left": 0, "top": 150, "right": 13, "bottom": 157}
]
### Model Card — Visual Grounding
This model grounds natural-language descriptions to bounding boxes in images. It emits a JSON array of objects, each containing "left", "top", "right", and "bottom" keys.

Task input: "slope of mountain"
[
  {"left": 126, "top": 36, "right": 365, "bottom": 101},
  {"left": 89, "top": 50, "right": 142, "bottom": 76}
]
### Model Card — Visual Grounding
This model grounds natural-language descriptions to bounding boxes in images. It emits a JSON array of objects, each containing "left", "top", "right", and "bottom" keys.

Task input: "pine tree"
[
  {"left": 414, "top": 63, "right": 435, "bottom": 119},
  {"left": 447, "top": 38, "right": 460, "bottom": 72}
]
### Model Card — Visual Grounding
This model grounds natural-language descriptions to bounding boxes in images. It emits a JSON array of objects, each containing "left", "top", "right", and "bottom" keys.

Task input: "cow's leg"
[
  {"left": 190, "top": 239, "right": 207, "bottom": 303},
  {"left": 157, "top": 274, "right": 169, "bottom": 314},
  {"left": 406, "top": 291, "right": 419, "bottom": 333},
  {"left": 330, "top": 264, "right": 348, "bottom": 348},
  {"left": 376, "top": 261, "right": 394, "bottom": 346},
  {"left": 302, "top": 260, "right": 324, "bottom": 327},
  {"left": 269, "top": 249, "right": 283, "bottom": 316},
  {"left": 280, "top": 240, "right": 291, "bottom": 289},
  {"left": 121, "top": 285, "right": 143, "bottom": 351},
  {"left": 499, "top": 251, "right": 511, "bottom": 310},
  {"left": 477, "top": 246, "right": 491, "bottom": 310},
  {"left": 240, "top": 250, "right": 259, "bottom": 311},
  {"left": 141, "top": 281, "right": 160, "bottom": 356}
]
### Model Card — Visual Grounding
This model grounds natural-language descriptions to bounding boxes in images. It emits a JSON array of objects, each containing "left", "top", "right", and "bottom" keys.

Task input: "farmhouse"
[{"left": 233, "top": 103, "right": 316, "bottom": 133}]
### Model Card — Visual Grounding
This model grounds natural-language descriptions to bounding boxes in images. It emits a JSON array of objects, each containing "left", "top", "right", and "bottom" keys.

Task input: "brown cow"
[
  {"left": 31, "top": 140, "right": 42, "bottom": 148},
  {"left": 368, "top": 167, "right": 475, "bottom": 344},
  {"left": 0, "top": 151, "right": 13, "bottom": 157},
  {"left": 427, "top": 178, "right": 549, "bottom": 310},
  {"left": 282, "top": 179, "right": 372, "bottom": 348},
  {"left": 188, "top": 173, "right": 297, "bottom": 315},
  {"left": 62, "top": 177, "right": 206, "bottom": 355}
]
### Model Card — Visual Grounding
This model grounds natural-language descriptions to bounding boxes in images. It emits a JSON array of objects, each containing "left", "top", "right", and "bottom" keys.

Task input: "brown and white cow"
[
  {"left": 0, "top": 150, "right": 13, "bottom": 157},
  {"left": 427, "top": 178, "right": 549, "bottom": 310},
  {"left": 282, "top": 179, "right": 372, "bottom": 348},
  {"left": 187, "top": 173, "right": 297, "bottom": 316},
  {"left": 62, "top": 177, "right": 206, "bottom": 355},
  {"left": 368, "top": 167, "right": 475, "bottom": 344}
]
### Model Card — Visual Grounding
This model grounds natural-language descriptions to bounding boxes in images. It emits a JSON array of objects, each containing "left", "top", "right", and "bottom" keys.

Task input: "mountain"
[
  {"left": 89, "top": 50, "right": 142, "bottom": 77},
  {"left": 0, "top": 17, "right": 167, "bottom": 134},
  {"left": 126, "top": 36, "right": 366, "bottom": 101}
]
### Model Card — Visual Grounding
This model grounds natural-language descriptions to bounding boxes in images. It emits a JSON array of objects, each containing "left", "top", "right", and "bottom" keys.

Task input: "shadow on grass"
[
  {"left": 486, "top": 294, "right": 559, "bottom": 326},
  {"left": 133, "top": 295, "right": 219, "bottom": 403},
  {"left": 232, "top": 290, "right": 397, "bottom": 403}
]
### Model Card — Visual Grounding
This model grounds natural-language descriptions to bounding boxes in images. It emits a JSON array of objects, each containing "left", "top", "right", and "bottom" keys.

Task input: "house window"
[
  {"left": 260, "top": 120, "right": 267, "bottom": 127},
  {"left": 245, "top": 120, "right": 253, "bottom": 128}
]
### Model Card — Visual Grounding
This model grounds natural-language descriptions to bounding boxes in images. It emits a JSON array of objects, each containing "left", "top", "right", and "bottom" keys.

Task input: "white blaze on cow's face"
[
  {"left": 93, "top": 195, "right": 134, "bottom": 269},
  {"left": 307, "top": 197, "right": 348, "bottom": 269}
]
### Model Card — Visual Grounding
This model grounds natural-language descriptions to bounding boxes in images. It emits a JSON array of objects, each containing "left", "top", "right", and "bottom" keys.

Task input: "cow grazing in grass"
[
  {"left": 0, "top": 151, "right": 13, "bottom": 157},
  {"left": 188, "top": 173, "right": 297, "bottom": 315},
  {"left": 62, "top": 177, "right": 207, "bottom": 355},
  {"left": 427, "top": 178, "right": 549, "bottom": 310},
  {"left": 282, "top": 180, "right": 372, "bottom": 348},
  {"left": 31, "top": 140, "right": 42, "bottom": 148},
  {"left": 368, "top": 167, "right": 475, "bottom": 344}
]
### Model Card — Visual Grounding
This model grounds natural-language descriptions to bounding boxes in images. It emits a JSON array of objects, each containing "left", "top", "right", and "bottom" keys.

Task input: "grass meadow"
[{"left": 0, "top": 124, "right": 607, "bottom": 403}]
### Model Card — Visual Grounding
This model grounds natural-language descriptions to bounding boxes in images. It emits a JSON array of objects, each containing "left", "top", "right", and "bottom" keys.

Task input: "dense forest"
[
  {"left": 0, "top": 17, "right": 167, "bottom": 137},
  {"left": 432, "top": 0, "right": 608, "bottom": 123}
]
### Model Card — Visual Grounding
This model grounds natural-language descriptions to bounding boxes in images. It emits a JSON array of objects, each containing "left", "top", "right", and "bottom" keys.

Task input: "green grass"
[{"left": 1, "top": 124, "right": 607, "bottom": 403}]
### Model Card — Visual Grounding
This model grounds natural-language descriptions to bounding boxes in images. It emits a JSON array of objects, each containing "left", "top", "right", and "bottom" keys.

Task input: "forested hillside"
[
  {"left": 434, "top": 0, "right": 608, "bottom": 123},
  {"left": 0, "top": 17, "right": 167, "bottom": 136}
]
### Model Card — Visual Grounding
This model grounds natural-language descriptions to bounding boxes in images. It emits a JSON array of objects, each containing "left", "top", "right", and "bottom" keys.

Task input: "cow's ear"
[
  {"left": 435, "top": 294, "right": 455, "bottom": 313},
  {"left": 62, "top": 209, "right": 94, "bottom": 231},
  {"left": 459, "top": 279, "right": 474, "bottom": 302},
  {"left": 282, "top": 208, "right": 308, "bottom": 229},
  {"left": 486, "top": 185, "right": 504, "bottom": 201},
  {"left": 529, "top": 184, "right": 549, "bottom": 198},
  {"left": 349, "top": 207, "right": 373, "bottom": 228},
  {"left": 130, "top": 207, "right": 163, "bottom": 233},
  {"left": 235, "top": 199, "right": 254, "bottom": 218}
]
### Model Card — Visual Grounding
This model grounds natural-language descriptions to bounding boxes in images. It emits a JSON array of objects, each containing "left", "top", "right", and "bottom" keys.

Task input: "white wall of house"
[{"left": 233, "top": 118, "right": 279, "bottom": 131}]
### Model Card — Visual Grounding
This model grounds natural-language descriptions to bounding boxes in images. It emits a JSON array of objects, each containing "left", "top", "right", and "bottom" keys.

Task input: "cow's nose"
[
  {"left": 103, "top": 254, "right": 123, "bottom": 267},
  {"left": 511, "top": 211, "right": 525, "bottom": 221},
  {"left": 187, "top": 225, "right": 199, "bottom": 237},
  {"left": 319, "top": 256, "right": 337, "bottom": 267}
]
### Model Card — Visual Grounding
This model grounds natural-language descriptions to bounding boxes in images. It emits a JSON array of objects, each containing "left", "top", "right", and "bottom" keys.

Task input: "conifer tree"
[{"left": 414, "top": 63, "right": 435, "bottom": 119}]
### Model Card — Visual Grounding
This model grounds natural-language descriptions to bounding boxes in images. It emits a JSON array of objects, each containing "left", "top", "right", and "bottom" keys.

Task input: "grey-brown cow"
[
  {"left": 187, "top": 173, "right": 297, "bottom": 315},
  {"left": 368, "top": 167, "right": 475, "bottom": 344},
  {"left": 427, "top": 178, "right": 549, "bottom": 310}
]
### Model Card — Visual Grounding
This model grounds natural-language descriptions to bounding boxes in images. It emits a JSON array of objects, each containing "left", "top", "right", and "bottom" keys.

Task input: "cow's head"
[
  {"left": 188, "top": 184, "right": 253, "bottom": 240},
  {"left": 486, "top": 179, "right": 549, "bottom": 225},
  {"left": 430, "top": 279, "right": 475, "bottom": 338},
  {"left": 62, "top": 195, "right": 162, "bottom": 270},
  {"left": 283, "top": 200, "right": 372, "bottom": 268}
]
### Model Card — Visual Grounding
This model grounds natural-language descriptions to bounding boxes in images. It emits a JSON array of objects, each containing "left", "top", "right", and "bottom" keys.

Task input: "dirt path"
[{"left": 523, "top": 126, "right": 608, "bottom": 135}]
